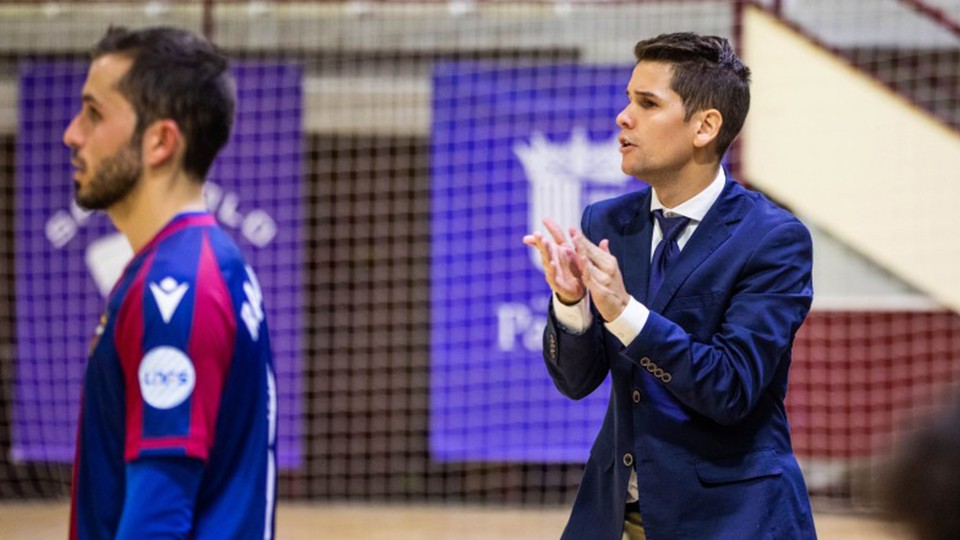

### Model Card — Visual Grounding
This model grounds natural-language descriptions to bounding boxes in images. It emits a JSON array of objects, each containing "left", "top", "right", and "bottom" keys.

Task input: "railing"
[
  {"left": 896, "top": 0, "right": 960, "bottom": 39},
  {"left": 747, "top": 0, "right": 960, "bottom": 133}
]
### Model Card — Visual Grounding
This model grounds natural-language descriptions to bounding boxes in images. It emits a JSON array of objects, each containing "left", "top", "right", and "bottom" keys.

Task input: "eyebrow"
[
  {"left": 81, "top": 94, "right": 101, "bottom": 106},
  {"left": 627, "top": 90, "right": 661, "bottom": 100}
]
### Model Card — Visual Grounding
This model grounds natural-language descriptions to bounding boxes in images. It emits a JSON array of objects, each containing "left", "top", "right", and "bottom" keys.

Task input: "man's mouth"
[
  {"left": 70, "top": 159, "right": 87, "bottom": 182},
  {"left": 70, "top": 150, "right": 87, "bottom": 173}
]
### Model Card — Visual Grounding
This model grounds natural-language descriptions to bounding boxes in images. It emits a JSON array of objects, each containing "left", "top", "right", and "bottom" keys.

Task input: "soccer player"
[
  {"left": 525, "top": 33, "right": 816, "bottom": 539},
  {"left": 63, "top": 27, "right": 277, "bottom": 539}
]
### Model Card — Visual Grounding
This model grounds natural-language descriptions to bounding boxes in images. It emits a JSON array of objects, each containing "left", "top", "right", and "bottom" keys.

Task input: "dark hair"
[
  {"left": 634, "top": 32, "right": 750, "bottom": 159},
  {"left": 92, "top": 26, "right": 235, "bottom": 181},
  {"left": 881, "top": 403, "right": 960, "bottom": 540}
]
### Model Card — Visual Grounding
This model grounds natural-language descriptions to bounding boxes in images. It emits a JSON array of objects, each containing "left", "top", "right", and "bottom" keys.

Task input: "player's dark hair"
[
  {"left": 92, "top": 26, "right": 234, "bottom": 182},
  {"left": 634, "top": 32, "right": 750, "bottom": 159}
]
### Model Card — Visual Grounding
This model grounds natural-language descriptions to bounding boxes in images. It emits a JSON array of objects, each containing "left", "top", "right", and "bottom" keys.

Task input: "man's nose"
[
  {"left": 63, "top": 115, "right": 82, "bottom": 149},
  {"left": 616, "top": 107, "right": 632, "bottom": 129}
]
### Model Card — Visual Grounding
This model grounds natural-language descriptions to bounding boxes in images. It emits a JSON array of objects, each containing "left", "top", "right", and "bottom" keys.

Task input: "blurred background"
[{"left": 1, "top": 1, "right": 959, "bottom": 538}]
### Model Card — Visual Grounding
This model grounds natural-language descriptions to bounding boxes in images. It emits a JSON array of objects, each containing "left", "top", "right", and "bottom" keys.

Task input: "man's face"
[
  {"left": 616, "top": 61, "right": 699, "bottom": 181},
  {"left": 63, "top": 54, "right": 142, "bottom": 210}
]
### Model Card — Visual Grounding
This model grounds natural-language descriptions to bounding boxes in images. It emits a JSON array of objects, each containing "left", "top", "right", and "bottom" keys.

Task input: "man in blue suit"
[{"left": 524, "top": 33, "right": 817, "bottom": 539}]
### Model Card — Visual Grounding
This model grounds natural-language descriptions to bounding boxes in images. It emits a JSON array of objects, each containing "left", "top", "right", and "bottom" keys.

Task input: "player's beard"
[{"left": 74, "top": 138, "right": 143, "bottom": 211}]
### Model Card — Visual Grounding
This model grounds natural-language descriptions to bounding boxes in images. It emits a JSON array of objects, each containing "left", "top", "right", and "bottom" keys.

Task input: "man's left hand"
[{"left": 572, "top": 230, "right": 630, "bottom": 322}]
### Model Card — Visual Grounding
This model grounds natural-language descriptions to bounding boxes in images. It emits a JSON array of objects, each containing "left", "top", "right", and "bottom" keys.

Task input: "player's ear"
[
  {"left": 141, "top": 119, "right": 183, "bottom": 169},
  {"left": 692, "top": 108, "right": 722, "bottom": 150}
]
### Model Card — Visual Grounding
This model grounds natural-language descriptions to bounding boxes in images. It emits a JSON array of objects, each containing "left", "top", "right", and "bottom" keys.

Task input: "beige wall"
[{"left": 742, "top": 6, "right": 960, "bottom": 313}]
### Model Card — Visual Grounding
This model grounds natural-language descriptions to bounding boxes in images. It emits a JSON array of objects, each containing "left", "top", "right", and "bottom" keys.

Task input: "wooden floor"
[{"left": 0, "top": 502, "right": 909, "bottom": 539}]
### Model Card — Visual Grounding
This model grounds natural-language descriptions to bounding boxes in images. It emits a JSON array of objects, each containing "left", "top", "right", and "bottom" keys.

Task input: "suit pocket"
[
  {"left": 664, "top": 292, "right": 727, "bottom": 338},
  {"left": 694, "top": 449, "right": 783, "bottom": 485},
  {"left": 684, "top": 450, "right": 789, "bottom": 538}
]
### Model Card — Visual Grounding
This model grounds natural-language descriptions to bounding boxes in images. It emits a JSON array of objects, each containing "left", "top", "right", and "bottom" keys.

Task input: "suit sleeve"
[
  {"left": 621, "top": 220, "right": 813, "bottom": 425},
  {"left": 542, "top": 204, "right": 611, "bottom": 400}
]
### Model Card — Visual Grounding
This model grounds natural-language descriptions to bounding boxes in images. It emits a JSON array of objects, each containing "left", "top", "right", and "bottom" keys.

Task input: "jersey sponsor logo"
[
  {"left": 149, "top": 277, "right": 190, "bottom": 324},
  {"left": 138, "top": 346, "right": 196, "bottom": 409},
  {"left": 241, "top": 265, "right": 265, "bottom": 341}
]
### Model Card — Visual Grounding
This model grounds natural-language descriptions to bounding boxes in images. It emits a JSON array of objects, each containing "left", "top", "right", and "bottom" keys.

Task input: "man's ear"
[
  {"left": 141, "top": 119, "right": 183, "bottom": 168},
  {"left": 693, "top": 109, "right": 723, "bottom": 150}
]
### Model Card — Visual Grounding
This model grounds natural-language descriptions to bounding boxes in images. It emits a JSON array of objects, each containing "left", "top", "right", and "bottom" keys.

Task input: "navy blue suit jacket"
[{"left": 544, "top": 178, "right": 817, "bottom": 540}]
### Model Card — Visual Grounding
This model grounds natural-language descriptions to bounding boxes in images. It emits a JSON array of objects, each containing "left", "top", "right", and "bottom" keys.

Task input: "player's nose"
[{"left": 63, "top": 114, "right": 83, "bottom": 149}]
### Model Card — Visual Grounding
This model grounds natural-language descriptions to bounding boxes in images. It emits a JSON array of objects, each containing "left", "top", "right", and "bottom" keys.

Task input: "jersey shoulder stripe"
[{"left": 117, "top": 217, "right": 237, "bottom": 462}]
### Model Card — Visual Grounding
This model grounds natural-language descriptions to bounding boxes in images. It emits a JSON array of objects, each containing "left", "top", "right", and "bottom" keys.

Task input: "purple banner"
[
  {"left": 13, "top": 61, "right": 304, "bottom": 468},
  {"left": 430, "top": 63, "right": 638, "bottom": 462}
]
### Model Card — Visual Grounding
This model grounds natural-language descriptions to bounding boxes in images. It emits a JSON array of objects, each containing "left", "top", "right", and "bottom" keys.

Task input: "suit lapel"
[
  {"left": 616, "top": 192, "right": 653, "bottom": 304},
  {"left": 648, "top": 179, "right": 749, "bottom": 313}
]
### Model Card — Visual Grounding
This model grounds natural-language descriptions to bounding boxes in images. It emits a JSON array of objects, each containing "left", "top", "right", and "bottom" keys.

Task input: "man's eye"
[{"left": 640, "top": 100, "right": 656, "bottom": 109}]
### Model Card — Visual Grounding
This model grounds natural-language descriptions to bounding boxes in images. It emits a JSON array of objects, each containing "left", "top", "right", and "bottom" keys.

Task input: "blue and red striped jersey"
[{"left": 70, "top": 212, "right": 277, "bottom": 540}]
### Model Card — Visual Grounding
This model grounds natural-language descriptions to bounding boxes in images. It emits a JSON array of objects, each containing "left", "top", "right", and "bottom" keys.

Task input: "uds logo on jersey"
[{"left": 138, "top": 346, "right": 197, "bottom": 409}]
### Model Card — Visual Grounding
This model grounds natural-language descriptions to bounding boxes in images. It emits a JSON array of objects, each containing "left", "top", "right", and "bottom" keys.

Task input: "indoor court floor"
[{"left": 0, "top": 502, "right": 909, "bottom": 539}]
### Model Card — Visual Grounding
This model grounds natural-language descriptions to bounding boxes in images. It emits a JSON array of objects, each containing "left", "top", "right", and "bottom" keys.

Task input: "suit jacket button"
[
  {"left": 632, "top": 389, "right": 641, "bottom": 403},
  {"left": 548, "top": 334, "right": 557, "bottom": 359},
  {"left": 639, "top": 357, "right": 651, "bottom": 367},
  {"left": 623, "top": 453, "right": 634, "bottom": 467}
]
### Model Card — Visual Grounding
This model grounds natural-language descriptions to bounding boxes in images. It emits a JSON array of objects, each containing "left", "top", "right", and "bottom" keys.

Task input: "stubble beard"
[{"left": 74, "top": 141, "right": 143, "bottom": 211}]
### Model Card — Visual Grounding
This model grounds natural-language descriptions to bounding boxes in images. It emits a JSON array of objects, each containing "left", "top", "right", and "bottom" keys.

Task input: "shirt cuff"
[
  {"left": 552, "top": 292, "right": 592, "bottom": 335},
  {"left": 604, "top": 296, "right": 649, "bottom": 346}
]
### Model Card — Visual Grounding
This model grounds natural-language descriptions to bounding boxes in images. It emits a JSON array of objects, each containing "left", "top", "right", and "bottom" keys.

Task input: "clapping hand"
[
  {"left": 571, "top": 230, "right": 628, "bottom": 323},
  {"left": 523, "top": 218, "right": 586, "bottom": 305}
]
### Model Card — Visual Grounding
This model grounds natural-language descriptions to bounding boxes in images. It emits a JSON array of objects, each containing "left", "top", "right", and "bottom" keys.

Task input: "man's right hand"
[{"left": 523, "top": 218, "right": 586, "bottom": 304}]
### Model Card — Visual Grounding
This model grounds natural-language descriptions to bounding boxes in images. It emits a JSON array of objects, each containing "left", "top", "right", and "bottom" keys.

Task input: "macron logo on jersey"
[{"left": 149, "top": 277, "right": 190, "bottom": 324}]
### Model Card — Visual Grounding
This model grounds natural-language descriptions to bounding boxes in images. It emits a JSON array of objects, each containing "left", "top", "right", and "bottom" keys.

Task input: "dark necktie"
[{"left": 648, "top": 209, "right": 691, "bottom": 299}]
